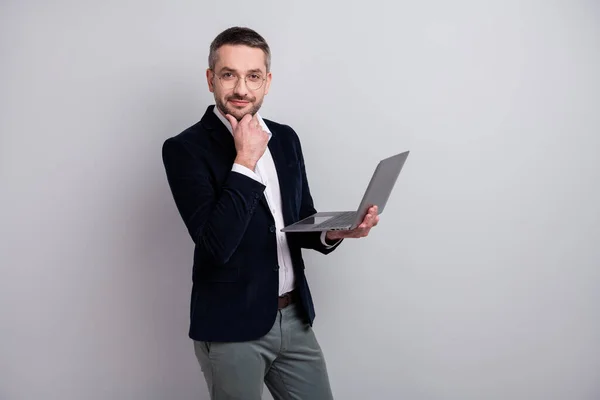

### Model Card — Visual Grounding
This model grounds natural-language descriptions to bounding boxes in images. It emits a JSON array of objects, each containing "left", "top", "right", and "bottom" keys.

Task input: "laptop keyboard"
[{"left": 315, "top": 212, "right": 357, "bottom": 229}]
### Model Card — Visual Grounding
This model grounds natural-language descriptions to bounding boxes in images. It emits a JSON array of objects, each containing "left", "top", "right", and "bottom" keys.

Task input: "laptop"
[{"left": 281, "top": 151, "right": 409, "bottom": 232}]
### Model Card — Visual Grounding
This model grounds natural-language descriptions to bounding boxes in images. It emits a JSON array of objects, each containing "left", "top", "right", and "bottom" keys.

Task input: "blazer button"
[
  {"left": 273, "top": 265, "right": 280, "bottom": 271},
  {"left": 269, "top": 225, "right": 276, "bottom": 233}
]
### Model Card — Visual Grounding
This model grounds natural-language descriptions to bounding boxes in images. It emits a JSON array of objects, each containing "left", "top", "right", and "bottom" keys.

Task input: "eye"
[
  {"left": 248, "top": 74, "right": 262, "bottom": 82},
  {"left": 221, "top": 72, "right": 235, "bottom": 80}
]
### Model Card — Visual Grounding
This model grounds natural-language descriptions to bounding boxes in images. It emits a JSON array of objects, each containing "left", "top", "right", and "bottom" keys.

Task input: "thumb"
[{"left": 225, "top": 114, "right": 238, "bottom": 131}]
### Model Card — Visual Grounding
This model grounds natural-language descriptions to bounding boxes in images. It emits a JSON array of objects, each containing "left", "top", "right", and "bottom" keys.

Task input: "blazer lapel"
[
  {"left": 201, "top": 106, "right": 237, "bottom": 162},
  {"left": 266, "top": 126, "right": 294, "bottom": 226}
]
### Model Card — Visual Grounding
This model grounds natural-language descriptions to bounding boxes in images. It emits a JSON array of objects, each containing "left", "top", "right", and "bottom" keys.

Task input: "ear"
[
  {"left": 206, "top": 69, "right": 215, "bottom": 93},
  {"left": 264, "top": 71, "right": 272, "bottom": 96}
]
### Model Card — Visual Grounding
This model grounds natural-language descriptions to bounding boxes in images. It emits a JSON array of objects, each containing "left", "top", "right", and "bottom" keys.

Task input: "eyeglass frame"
[{"left": 209, "top": 68, "right": 268, "bottom": 91}]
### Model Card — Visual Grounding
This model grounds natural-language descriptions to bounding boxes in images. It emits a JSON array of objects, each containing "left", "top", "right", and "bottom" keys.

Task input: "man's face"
[{"left": 207, "top": 44, "right": 272, "bottom": 121}]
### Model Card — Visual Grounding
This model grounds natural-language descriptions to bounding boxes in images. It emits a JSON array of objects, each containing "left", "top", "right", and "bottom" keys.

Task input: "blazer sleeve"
[
  {"left": 288, "top": 128, "right": 343, "bottom": 255},
  {"left": 162, "top": 137, "right": 266, "bottom": 265}
]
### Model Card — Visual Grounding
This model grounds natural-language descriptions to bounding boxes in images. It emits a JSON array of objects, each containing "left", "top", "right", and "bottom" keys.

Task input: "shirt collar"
[{"left": 213, "top": 105, "right": 272, "bottom": 139}]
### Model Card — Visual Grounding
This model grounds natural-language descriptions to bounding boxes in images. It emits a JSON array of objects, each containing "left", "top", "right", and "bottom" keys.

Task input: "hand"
[
  {"left": 326, "top": 205, "right": 380, "bottom": 241},
  {"left": 226, "top": 113, "right": 269, "bottom": 171}
]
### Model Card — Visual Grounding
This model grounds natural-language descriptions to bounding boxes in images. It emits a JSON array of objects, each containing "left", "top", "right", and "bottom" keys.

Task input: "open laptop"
[{"left": 281, "top": 151, "right": 409, "bottom": 232}]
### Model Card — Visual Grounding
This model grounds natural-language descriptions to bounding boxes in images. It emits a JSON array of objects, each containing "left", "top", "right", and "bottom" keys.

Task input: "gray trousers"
[{"left": 193, "top": 303, "right": 334, "bottom": 400}]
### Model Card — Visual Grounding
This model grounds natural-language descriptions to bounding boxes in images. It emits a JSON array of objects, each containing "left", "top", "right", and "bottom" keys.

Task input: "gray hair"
[{"left": 208, "top": 27, "right": 271, "bottom": 72}]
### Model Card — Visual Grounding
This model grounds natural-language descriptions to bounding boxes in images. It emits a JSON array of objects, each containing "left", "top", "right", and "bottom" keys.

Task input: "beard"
[{"left": 216, "top": 95, "right": 264, "bottom": 121}]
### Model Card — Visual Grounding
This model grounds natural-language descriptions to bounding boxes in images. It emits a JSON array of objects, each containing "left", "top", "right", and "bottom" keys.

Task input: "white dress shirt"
[{"left": 213, "top": 106, "right": 333, "bottom": 296}]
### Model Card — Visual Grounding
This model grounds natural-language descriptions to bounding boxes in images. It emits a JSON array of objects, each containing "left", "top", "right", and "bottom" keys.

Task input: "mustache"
[{"left": 228, "top": 95, "right": 254, "bottom": 102}]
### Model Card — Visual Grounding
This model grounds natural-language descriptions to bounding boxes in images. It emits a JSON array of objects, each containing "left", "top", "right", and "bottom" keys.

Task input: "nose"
[{"left": 233, "top": 77, "right": 249, "bottom": 97}]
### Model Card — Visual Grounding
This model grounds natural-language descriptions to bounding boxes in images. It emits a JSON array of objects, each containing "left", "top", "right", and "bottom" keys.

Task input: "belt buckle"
[{"left": 279, "top": 292, "right": 292, "bottom": 309}]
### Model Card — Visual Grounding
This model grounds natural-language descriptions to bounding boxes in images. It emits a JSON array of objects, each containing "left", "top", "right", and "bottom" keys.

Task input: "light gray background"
[{"left": 1, "top": 1, "right": 599, "bottom": 399}]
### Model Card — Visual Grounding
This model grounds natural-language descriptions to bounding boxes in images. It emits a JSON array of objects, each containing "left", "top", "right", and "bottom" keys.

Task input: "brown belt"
[{"left": 278, "top": 290, "right": 297, "bottom": 309}]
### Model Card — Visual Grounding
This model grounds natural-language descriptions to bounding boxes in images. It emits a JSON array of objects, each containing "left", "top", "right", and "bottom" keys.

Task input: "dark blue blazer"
[{"left": 162, "top": 105, "right": 342, "bottom": 342}]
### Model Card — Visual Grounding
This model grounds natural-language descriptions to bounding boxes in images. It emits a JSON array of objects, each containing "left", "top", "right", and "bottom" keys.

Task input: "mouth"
[{"left": 228, "top": 99, "right": 251, "bottom": 107}]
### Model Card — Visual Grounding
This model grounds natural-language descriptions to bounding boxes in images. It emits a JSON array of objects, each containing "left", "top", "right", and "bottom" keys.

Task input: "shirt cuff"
[
  {"left": 232, "top": 163, "right": 262, "bottom": 184},
  {"left": 320, "top": 231, "right": 341, "bottom": 248}
]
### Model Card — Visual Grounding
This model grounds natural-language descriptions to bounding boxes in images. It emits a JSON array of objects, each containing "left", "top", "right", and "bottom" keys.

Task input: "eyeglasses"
[{"left": 213, "top": 70, "right": 266, "bottom": 91}]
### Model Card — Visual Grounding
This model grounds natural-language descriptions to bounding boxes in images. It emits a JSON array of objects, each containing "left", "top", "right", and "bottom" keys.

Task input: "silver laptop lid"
[{"left": 352, "top": 151, "right": 410, "bottom": 225}]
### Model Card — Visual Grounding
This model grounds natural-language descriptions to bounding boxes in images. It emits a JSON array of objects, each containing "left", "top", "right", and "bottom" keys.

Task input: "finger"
[
  {"left": 357, "top": 216, "right": 373, "bottom": 229},
  {"left": 368, "top": 211, "right": 378, "bottom": 223},
  {"left": 363, "top": 217, "right": 377, "bottom": 230},
  {"left": 362, "top": 207, "right": 374, "bottom": 222},
  {"left": 361, "top": 213, "right": 373, "bottom": 227},
  {"left": 238, "top": 113, "right": 252, "bottom": 128},
  {"left": 367, "top": 213, "right": 378, "bottom": 227},
  {"left": 225, "top": 114, "right": 238, "bottom": 131}
]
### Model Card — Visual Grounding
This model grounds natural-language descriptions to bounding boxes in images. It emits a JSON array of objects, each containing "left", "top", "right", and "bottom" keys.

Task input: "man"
[{"left": 162, "top": 26, "right": 379, "bottom": 400}]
